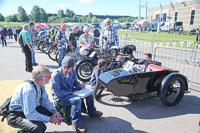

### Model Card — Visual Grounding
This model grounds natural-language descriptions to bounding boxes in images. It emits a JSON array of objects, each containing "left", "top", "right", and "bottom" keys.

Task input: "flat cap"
[{"left": 62, "top": 56, "right": 75, "bottom": 68}]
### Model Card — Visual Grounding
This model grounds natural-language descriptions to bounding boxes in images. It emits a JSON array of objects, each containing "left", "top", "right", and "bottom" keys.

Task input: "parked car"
[
  {"left": 122, "top": 23, "right": 131, "bottom": 29},
  {"left": 147, "top": 21, "right": 158, "bottom": 31}
]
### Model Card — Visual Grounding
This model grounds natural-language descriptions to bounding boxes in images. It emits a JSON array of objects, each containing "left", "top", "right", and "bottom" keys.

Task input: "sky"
[{"left": 0, "top": 0, "right": 175, "bottom": 17}]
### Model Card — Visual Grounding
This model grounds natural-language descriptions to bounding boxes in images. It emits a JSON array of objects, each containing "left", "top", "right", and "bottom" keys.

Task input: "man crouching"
[{"left": 7, "top": 65, "right": 63, "bottom": 133}]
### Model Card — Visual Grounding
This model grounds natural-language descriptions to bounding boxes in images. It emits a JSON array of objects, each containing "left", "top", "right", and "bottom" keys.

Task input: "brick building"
[{"left": 148, "top": 0, "right": 200, "bottom": 30}]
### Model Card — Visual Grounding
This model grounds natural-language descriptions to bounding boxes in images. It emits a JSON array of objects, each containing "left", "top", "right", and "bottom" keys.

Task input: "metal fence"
[{"left": 118, "top": 37, "right": 200, "bottom": 87}]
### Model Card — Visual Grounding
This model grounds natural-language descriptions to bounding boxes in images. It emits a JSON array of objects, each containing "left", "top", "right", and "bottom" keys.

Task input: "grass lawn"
[
  {"left": 0, "top": 22, "right": 28, "bottom": 27},
  {"left": 117, "top": 29, "right": 198, "bottom": 49}
]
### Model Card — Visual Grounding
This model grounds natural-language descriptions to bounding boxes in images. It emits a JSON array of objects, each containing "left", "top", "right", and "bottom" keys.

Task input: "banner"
[
  {"left": 187, "top": 42, "right": 192, "bottom": 47},
  {"left": 173, "top": 42, "right": 176, "bottom": 47},
  {"left": 166, "top": 43, "right": 169, "bottom": 47},
  {"left": 180, "top": 41, "right": 184, "bottom": 47}
]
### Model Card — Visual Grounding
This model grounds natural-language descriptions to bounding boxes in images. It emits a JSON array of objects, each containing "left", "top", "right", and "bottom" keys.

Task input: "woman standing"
[{"left": 79, "top": 26, "right": 94, "bottom": 56}]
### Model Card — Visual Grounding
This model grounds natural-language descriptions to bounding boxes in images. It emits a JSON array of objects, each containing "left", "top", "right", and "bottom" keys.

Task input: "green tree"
[
  {"left": 5, "top": 14, "right": 18, "bottom": 22},
  {"left": 65, "top": 9, "right": 75, "bottom": 18},
  {"left": 58, "top": 9, "right": 65, "bottom": 19},
  {"left": 65, "top": 9, "right": 71, "bottom": 17},
  {"left": 88, "top": 12, "right": 93, "bottom": 18},
  {"left": 92, "top": 16, "right": 98, "bottom": 23},
  {"left": 70, "top": 10, "right": 75, "bottom": 18},
  {"left": 0, "top": 13, "right": 4, "bottom": 21},
  {"left": 30, "top": 5, "right": 40, "bottom": 22},
  {"left": 40, "top": 8, "right": 48, "bottom": 22},
  {"left": 17, "top": 6, "right": 28, "bottom": 22}
]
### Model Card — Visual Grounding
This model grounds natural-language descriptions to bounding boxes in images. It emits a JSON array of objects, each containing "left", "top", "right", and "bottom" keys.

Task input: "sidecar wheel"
[
  {"left": 94, "top": 83, "right": 104, "bottom": 100},
  {"left": 160, "top": 76, "right": 186, "bottom": 106}
]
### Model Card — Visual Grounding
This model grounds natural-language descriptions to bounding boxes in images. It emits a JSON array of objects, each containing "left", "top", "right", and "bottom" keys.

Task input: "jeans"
[
  {"left": 58, "top": 47, "right": 66, "bottom": 67},
  {"left": 32, "top": 43, "right": 36, "bottom": 65},
  {"left": 8, "top": 34, "right": 13, "bottom": 39},
  {"left": 57, "top": 94, "right": 96, "bottom": 127},
  {"left": 72, "top": 47, "right": 76, "bottom": 53},
  {"left": 7, "top": 106, "right": 52, "bottom": 133}
]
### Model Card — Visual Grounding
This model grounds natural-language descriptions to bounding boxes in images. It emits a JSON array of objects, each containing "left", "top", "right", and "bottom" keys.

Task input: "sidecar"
[{"left": 94, "top": 61, "right": 188, "bottom": 106}]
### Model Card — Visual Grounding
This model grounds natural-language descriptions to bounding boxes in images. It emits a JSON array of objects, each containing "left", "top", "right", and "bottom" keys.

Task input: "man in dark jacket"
[
  {"left": 69, "top": 26, "right": 83, "bottom": 53},
  {"left": 0, "top": 27, "right": 7, "bottom": 47},
  {"left": 92, "top": 25, "right": 100, "bottom": 46}
]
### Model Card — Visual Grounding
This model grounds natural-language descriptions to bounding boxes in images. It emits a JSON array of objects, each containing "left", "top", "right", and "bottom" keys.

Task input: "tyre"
[
  {"left": 38, "top": 41, "right": 44, "bottom": 51},
  {"left": 75, "top": 60, "right": 94, "bottom": 82},
  {"left": 42, "top": 43, "right": 50, "bottom": 54},
  {"left": 160, "top": 76, "right": 186, "bottom": 106},
  {"left": 94, "top": 83, "right": 104, "bottom": 100},
  {"left": 48, "top": 46, "right": 58, "bottom": 61}
]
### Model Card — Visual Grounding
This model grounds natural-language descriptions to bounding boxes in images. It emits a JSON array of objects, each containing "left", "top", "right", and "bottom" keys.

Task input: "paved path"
[{"left": 0, "top": 39, "right": 199, "bottom": 133}]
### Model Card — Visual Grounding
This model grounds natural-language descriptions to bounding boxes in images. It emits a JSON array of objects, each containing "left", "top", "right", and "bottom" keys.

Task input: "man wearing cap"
[{"left": 50, "top": 56, "right": 103, "bottom": 133}]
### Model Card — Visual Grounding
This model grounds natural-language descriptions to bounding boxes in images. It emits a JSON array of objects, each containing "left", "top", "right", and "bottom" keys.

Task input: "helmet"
[
  {"left": 123, "top": 45, "right": 136, "bottom": 55},
  {"left": 80, "top": 47, "right": 89, "bottom": 56}
]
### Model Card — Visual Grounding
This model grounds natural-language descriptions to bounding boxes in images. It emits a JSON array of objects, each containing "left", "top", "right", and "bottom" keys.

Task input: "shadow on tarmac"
[
  {"left": 81, "top": 116, "right": 146, "bottom": 133},
  {"left": 97, "top": 92, "right": 200, "bottom": 120},
  {"left": 45, "top": 65, "right": 59, "bottom": 69}
]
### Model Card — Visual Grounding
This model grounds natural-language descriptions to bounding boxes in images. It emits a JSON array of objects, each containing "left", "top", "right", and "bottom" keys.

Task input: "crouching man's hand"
[{"left": 49, "top": 113, "right": 64, "bottom": 124}]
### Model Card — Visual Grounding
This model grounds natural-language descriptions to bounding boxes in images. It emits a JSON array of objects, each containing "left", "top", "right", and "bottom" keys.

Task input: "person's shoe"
[
  {"left": 27, "top": 70, "right": 32, "bottom": 72},
  {"left": 72, "top": 124, "right": 86, "bottom": 133},
  {"left": 89, "top": 111, "right": 103, "bottom": 117},
  {"left": 33, "top": 63, "right": 38, "bottom": 66}
]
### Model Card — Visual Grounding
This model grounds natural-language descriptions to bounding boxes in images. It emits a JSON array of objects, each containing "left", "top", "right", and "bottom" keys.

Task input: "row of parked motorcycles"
[{"left": 34, "top": 34, "right": 143, "bottom": 82}]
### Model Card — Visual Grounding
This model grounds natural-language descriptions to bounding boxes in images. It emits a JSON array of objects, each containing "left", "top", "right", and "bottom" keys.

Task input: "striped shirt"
[{"left": 102, "top": 26, "right": 119, "bottom": 46}]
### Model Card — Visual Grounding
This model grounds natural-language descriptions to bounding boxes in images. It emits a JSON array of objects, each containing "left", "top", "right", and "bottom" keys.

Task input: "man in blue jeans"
[
  {"left": 55, "top": 25, "right": 67, "bottom": 67},
  {"left": 50, "top": 56, "right": 103, "bottom": 133}
]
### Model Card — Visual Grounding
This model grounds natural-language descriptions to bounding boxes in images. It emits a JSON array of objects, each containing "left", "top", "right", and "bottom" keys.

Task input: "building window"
[
  {"left": 174, "top": 12, "right": 178, "bottom": 22},
  {"left": 163, "top": 13, "right": 166, "bottom": 22},
  {"left": 190, "top": 10, "right": 195, "bottom": 25},
  {"left": 156, "top": 14, "right": 160, "bottom": 21}
]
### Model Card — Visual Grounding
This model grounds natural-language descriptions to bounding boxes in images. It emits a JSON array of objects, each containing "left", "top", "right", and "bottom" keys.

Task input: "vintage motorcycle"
[
  {"left": 75, "top": 43, "right": 120, "bottom": 82},
  {"left": 75, "top": 42, "right": 139, "bottom": 82}
]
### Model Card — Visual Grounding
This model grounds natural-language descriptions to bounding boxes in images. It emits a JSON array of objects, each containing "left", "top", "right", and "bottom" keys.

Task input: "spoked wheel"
[
  {"left": 94, "top": 83, "right": 105, "bottom": 100},
  {"left": 75, "top": 60, "right": 94, "bottom": 82},
  {"left": 48, "top": 46, "right": 58, "bottom": 61},
  {"left": 160, "top": 76, "right": 186, "bottom": 106},
  {"left": 42, "top": 43, "right": 51, "bottom": 54},
  {"left": 38, "top": 41, "right": 44, "bottom": 51}
]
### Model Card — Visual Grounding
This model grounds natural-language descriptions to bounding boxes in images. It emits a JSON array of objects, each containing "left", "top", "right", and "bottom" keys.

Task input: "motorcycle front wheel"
[{"left": 75, "top": 60, "right": 94, "bottom": 82}]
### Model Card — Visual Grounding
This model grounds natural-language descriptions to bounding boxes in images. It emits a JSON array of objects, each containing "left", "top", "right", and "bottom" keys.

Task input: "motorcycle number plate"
[
  {"left": 123, "top": 61, "right": 134, "bottom": 71},
  {"left": 89, "top": 51, "right": 96, "bottom": 58}
]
